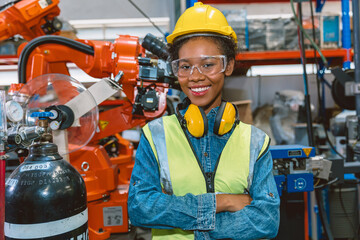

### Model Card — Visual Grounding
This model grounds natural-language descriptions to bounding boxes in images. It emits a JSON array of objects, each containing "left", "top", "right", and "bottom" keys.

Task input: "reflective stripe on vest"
[{"left": 142, "top": 115, "right": 269, "bottom": 240}]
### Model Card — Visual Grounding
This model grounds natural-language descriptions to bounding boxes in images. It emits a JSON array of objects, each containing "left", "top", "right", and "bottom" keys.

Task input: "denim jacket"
[{"left": 128, "top": 107, "right": 280, "bottom": 240}]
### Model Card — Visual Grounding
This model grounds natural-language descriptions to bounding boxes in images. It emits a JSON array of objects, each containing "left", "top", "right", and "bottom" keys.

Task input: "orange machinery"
[
  {"left": 0, "top": 1, "right": 61, "bottom": 238},
  {"left": 15, "top": 34, "right": 175, "bottom": 239},
  {"left": 0, "top": 1, "right": 173, "bottom": 238},
  {"left": 0, "top": 0, "right": 61, "bottom": 42}
]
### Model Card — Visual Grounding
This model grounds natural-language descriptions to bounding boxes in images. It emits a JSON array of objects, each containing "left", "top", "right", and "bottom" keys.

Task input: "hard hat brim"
[{"left": 170, "top": 32, "right": 234, "bottom": 45}]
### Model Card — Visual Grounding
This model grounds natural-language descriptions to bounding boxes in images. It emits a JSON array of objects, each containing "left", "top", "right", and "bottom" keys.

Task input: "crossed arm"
[{"left": 128, "top": 134, "right": 280, "bottom": 239}]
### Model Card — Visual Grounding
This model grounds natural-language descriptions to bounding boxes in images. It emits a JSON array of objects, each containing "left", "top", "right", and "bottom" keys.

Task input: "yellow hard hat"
[{"left": 166, "top": 2, "right": 237, "bottom": 44}]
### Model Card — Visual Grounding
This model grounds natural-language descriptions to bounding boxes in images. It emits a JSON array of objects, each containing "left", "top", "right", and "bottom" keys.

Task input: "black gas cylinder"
[{"left": 5, "top": 143, "right": 88, "bottom": 240}]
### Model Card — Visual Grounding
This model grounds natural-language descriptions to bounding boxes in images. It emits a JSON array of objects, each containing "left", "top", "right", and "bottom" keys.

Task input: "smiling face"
[{"left": 177, "top": 37, "right": 234, "bottom": 114}]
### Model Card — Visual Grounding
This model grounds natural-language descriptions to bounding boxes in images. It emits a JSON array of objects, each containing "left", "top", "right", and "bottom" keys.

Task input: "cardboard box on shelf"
[{"left": 232, "top": 100, "right": 253, "bottom": 125}]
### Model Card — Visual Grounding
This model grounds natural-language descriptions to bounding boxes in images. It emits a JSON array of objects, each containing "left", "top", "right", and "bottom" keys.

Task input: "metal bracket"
[
  {"left": 331, "top": 67, "right": 353, "bottom": 87},
  {"left": 308, "top": 156, "right": 332, "bottom": 180}
]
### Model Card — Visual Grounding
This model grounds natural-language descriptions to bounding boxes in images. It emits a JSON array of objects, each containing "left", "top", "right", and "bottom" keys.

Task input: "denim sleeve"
[
  {"left": 128, "top": 133, "right": 216, "bottom": 231},
  {"left": 204, "top": 150, "right": 280, "bottom": 240}
]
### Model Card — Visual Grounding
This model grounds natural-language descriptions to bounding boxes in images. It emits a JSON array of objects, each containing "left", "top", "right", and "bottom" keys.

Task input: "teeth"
[{"left": 191, "top": 86, "right": 210, "bottom": 92}]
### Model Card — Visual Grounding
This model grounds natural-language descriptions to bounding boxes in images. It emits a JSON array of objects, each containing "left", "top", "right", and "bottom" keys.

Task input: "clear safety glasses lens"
[{"left": 171, "top": 55, "right": 227, "bottom": 77}]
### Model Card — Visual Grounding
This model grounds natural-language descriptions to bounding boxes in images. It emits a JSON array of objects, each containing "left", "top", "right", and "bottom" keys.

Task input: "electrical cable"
[
  {"left": 309, "top": 0, "right": 323, "bottom": 120},
  {"left": 18, "top": 35, "right": 94, "bottom": 84},
  {"left": 297, "top": 2, "right": 314, "bottom": 147},
  {"left": 314, "top": 188, "right": 334, "bottom": 240},
  {"left": 338, "top": 184, "right": 359, "bottom": 240},
  {"left": 314, "top": 177, "right": 339, "bottom": 189},
  {"left": 306, "top": 0, "right": 346, "bottom": 160},
  {"left": 297, "top": 21, "right": 309, "bottom": 96},
  {"left": 323, "top": 123, "right": 346, "bottom": 159},
  {"left": 290, "top": 0, "right": 328, "bottom": 68},
  {"left": 294, "top": 2, "right": 334, "bottom": 239},
  {"left": 128, "top": 0, "right": 165, "bottom": 37},
  {"left": 313, "top": 68, "right": 346, "bottom": 158},
  {"left": 314, "top": 178, "right": 321, "bottom": 187}
]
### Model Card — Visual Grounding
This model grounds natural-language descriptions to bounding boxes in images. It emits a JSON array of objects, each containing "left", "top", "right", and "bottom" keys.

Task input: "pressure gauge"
[{"left": 5, "top": 100, "right": 24, "bottom": 122}]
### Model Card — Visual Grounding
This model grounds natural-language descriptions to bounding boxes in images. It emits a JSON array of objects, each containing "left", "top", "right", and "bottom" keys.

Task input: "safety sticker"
[
  {"left": 295, "top": 178, "right": 307, "bottom": 190},
  {"left": 38, "top": 0, "right": 50, "bottom": 9},
  {"left": 302, "top": 148, "right": 312, "bottom": 157},
  {"left": 99, "top": 120, "right": 109, "bottom": 131},
  {"left": 103, "top": 206, "right": 123, "bottom": 226}
]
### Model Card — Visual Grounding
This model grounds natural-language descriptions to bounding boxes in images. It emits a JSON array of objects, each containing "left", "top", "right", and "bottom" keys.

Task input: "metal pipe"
[
  {"left": 298, "top": 2, "right": 315, "bottom": 147},
  {"left": 352, "top": 0, "right": 360, "bottom": 151},
  {"left": 342, "top": 0, "right": 351, "bottom": 69},
  {"left": 315, "top": 188, "right": 334, "bottom": 240},
  {"left": 353, "top": 0, "right": 360, "bottom": 118},
  {"left": 299, "top": 3, "right": 334, "bottom": 239}
]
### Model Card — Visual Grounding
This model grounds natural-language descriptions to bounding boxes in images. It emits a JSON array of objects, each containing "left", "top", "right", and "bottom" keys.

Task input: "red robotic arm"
[
  {"left": 0, "top": 0, "right": 61, "bottom": 42},
  {"left": 14, "top": 34, "right": 176, "bottom": 239},
  {"left": 18, "top": 34, "right": 174, "bottom": 140}
]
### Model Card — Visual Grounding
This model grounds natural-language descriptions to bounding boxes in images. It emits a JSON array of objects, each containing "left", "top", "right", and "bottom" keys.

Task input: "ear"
[{"left": 225, "top": 58, "right": 235, "bottom": 76}]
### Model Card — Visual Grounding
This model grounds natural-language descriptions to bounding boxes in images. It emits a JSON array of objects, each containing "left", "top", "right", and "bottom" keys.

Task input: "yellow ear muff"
[
  {"left": 184, "top": 104, "right": 208, "bottom": 138},
  {"left": 214, "top": 102, "right": 237, "bottom": 136}
]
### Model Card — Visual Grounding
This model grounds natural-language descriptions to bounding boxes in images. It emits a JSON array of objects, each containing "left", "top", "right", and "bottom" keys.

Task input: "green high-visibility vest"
[{"left": 142, "top": 115, "right": 269, "bottom": 240}]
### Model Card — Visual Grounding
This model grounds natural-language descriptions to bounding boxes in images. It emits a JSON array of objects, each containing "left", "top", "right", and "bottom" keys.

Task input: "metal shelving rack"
[
  {"left": 234, "top": 49, "right": 352, "bottom": 73},
  {"left": 200, "top": 0, "right": 350, "bottom": 74}
]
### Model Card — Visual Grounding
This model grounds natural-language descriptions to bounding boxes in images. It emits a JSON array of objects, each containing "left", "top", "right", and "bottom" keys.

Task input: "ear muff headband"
[
  {"left": 214, "top": 102, "right": 238, "bottom": 136},
  {"left": 184, "top": 104, "right": 208, "bottom": 138},
  {"left": 176, "top": 98, "right": 238, "bottom": 137},
  {"left": 214, "top": 101, "right": 226, "bottom": 135}
]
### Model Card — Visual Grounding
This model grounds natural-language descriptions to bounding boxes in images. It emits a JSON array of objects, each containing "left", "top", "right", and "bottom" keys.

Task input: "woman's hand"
[{"left": 216, "top": 194, "right": 252, "bottom": 213}]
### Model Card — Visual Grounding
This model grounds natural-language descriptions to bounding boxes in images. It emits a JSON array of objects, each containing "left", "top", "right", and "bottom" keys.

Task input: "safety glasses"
[{"left": 171, "top": 55, "right": 227, "bottom": 78}]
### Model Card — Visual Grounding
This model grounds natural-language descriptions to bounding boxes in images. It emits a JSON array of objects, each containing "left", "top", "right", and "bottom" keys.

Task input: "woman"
[{"left": 128, "top": 3, "right": 280, "bottom": 239}]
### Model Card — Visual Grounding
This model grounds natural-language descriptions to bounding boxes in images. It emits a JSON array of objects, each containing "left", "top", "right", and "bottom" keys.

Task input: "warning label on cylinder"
[{"left": 20, "top": 163, "right": 50, "bottom": 172}]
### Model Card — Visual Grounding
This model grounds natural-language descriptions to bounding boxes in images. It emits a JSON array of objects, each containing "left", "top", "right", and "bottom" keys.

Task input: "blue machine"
[
  {"left": 286, "top": 173, "right": 314, "bottom": 193},
  {"left": 270, "top": 144, "right": 315, "bottom": 159},
  {"left": 274, "top": 175, "right": 286, "bottom": 196},
  {"left": 270, "top": 145, "right": 315, "bottom": 196}
]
